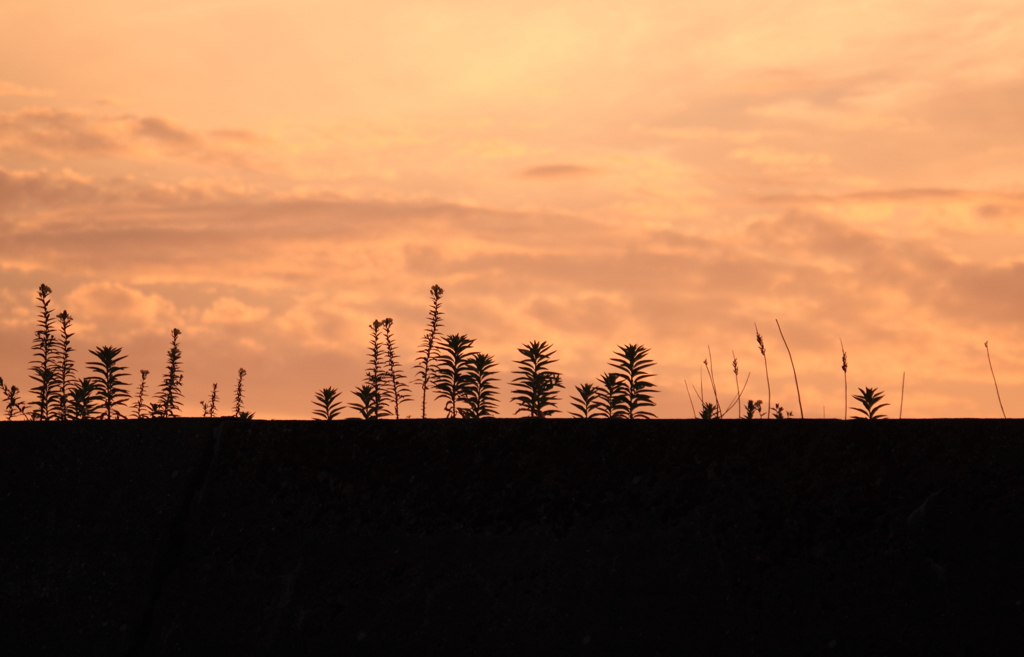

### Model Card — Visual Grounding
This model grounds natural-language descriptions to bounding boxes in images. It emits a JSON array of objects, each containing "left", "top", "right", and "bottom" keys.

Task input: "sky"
[{"left": 2, "top": 0, "right": 1024, "bottom": 419}]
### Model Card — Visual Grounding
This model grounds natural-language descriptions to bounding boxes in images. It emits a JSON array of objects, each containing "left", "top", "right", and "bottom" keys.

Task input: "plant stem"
[
  {"left": 984, "top": 341, "right": 1006, "bottom": 418},
  {"left": 840, "top": 338, "right": 848, "bottom": 421},
  {"left": 775, "top": 319, "right": 803, "bottom": 419},
  {"left": 899, "top": 371, "right": 905, "bottom": 419},
  {"left": 755, "top": 324, "right": 770, "bottom": 419},
  {"left": 684, "top": 379, "right": 696, "bottom": 418}
]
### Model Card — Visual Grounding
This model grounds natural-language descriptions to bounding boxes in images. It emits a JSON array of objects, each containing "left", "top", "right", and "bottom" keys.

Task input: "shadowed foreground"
[{"left": 2, "top": 419, "right": 1022, "bottom": 655}]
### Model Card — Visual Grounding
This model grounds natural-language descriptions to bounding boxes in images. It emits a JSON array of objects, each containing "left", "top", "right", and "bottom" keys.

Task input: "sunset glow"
[{"left": 3, "top": 0, "right": 1024, "bottom": 418}]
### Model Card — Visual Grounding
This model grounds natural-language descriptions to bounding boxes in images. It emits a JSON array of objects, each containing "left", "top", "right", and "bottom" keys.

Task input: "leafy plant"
[
  {"left": 699, "top": 401, "right": 720, "bottom": 420},
  {"left": 233, "top": 368, "right": 247, "bottom": 417},
  {"left": 771, "top": 403, "right": 793, "bottom": 419},
  {"left": 433, "top": 333, "right": 476, "bottom": 419},
  {"left": 382, "top": 318, "right": 411, "bottom": 419},
  {"left": 133, "top": 370, "right": 150, "bottom": 419},
  {"left": 598, "top": 372, "right": 628, "bottom": 419},
  {"left": 743, "top": 399, "right": 763, "bottom": 420},
  {"left": 570, "top": 383, "right": 603, "bottom": 418},
  {"left": 1, "top": 377, "right": 30, "bottom": 420},
  {"left": 156, "top": 328, "right": 183, "bottom": 418},
  {"left": 610, "top": 344, "right": 657, "bottom": 419},
  {"left": 841, "top": 339, "right": 848, "bottom": 421},
  {"left": 349, "top": 384, "right": 382, "bottom": 420},
  {"left": 87, "top": 346, "right": 131, "bottom": 419},
  {"left": 356, "top": 321, "right": 389, "bottom": 419},
  {"left": 415, "top": 285, "right": 444, "bottom": 418},
  {"left": 850, "top": 387, "right": 889, "bottom": 420},
  {"left": 29, "top": 284, "right": 58, "bottom": 421},
  {"left": 55, "top": 311, "right": 77, "bottom": 421},
  {"left": 313, "top": 387, "right": 342, "bottom": 420},
  {"left": 461, "top": 352, "right": 499, "bottom": 418},
  {"left": 511, "top": 341, "right": 563, "bottom": 418},
  {"left": 200, "top": 382, "right": 219, "bottom": 417},
  {"left": 68, "top": 378, "right": 100, "bottom": 420}
]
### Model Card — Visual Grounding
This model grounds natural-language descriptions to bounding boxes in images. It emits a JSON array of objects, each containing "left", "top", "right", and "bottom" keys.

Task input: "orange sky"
[{"left": 3, "top": 0, "right": 1024, "bottom": 419}]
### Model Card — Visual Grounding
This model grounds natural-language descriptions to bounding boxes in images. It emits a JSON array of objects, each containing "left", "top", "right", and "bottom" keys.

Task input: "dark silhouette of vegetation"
[
  {"left": 461, "top": 352, "right": 499, "bottom": 418},
  {"left": 415, "top": 285, "right": 444, "bottom": 418},
  {"left": 731, "top": 352, "right": 741, "bottom": 419},
  {"left": 69, "top": 378, "right": 100, "bottom": 420},
  {"left": 851, "top": 387, "right": 889, "bottom": 419},
  {"left": 610, "top": 344, "right": 657, "bottom": 419},
  {"left": 511, "top": 341, "right": 562, "bottom": 417},
  {"left": 233, "top": 368, "right": 247, "bottom": 418},
  {"left": 570, "top": 383, "right": 602, "bottom": 418},
  {"left": 87, "top": 346, "right": 131, "bottom": 419},
  {"left": 755, "top": 324, "right": 771, "bottom": 418},
  {"left": 598, "top": 372, "right": 628, "bottom": 418},
  {"left": 133, "top": 370, "right": 150, "bottom": 419},
  {"left": 700, "top": 401, "right": 719, "bottom": 420},
  {"left": 351, "top": 321, "right": 388, "bottom": 419},
  {"left": 29, "top": 284, "right": 57, "bottom": 420},
  {"left": 984, "top": 341, "right": 1006, "bottom": 419},
  {"left": 382, "top": 318, "right": 411, "bottom": 419},
  {"left": 156, "top": 328, "right": 183, "bottom": 418},
  {"left": 201, "top": 382, "right": 219, "bottom": 417},
  {"left": 841, "top": 339, "right": 848, "bottom": 421},
  {"left": 55, "top": 311, "right": 76, "bottom": 420},
  {"left": 772, "top": 403, "right": 793, "bottom": 419},
  {"left": 776, "top": 319, "right": 804, "bottom": 419},
  {"left": 1, "top": 378, "right": 29, "bottom": 420},
  {"left": 433, "top": 333, "right": 476, "bottom": 419},
  {"left": 744, "top": 399, "right": 763, "bottom": 419},
  {"left": 313, "top": 386, "right": 342, "bottom": 420},
  {"left": 349, "top": 384, "right": 381, "bottom": 419}
]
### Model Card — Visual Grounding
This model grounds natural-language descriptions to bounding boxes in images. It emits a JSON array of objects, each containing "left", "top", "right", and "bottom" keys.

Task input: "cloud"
[
  {"left": 0, "top": 80, "right": 55, "bottom": 98},
  {"left": 520, "top": 164, "right": 597, "bottom": 179},
  {"left": 201, "top": 297, "right": 270, "bottom": 324}
]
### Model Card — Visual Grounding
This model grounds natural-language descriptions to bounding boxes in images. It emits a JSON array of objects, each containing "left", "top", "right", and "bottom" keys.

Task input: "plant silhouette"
[
  {"left": 313, "top": 387, "right": 343, "bottom": 420},
  {"left": 511, "top": 341, "right": 563, "bottom": 418},
  {"left": 29, "top": 284, "right": 58, "bottom": 420},
  {"left": 850, "top": 387, "right": 889, "bottom": 419},
  {"left": 461, "top": 352, "right": 499, "bottom": 418},
  {"left": 382, "top": 318, "right": 411, "bottom": 419},
  {"left": 415, "top": 285, "right": 444, "bottom": 418},
  {"left": 1, "top": 378, "right": 30, "bottom": 420},
  {"left": 598, "top": 372, "right": 628, "bottom": 418},
  {"left": 433, "top": 333, "right": 476, "bottom": 419},
  {"left": 69, "top": 378, "right": 100, "bottom": 420},
  {"left": 201, "top": 382, "right": 219, "bottom": 418},
  {"left": 55, "top": 311, "right": 77, "bottom": 420},
  {"left": 354, "top": 321, "right": 389, "bottom": 419},
  {"left": 233, "top": 368, "right": 247, "bottom": 418},
  {"left": 133, "top": 370, "right": 150, "bottom": 419},
  {"left": 570, "top": 383, "right": 603, "bottom": 418},
  {"left": 156, "top": 328, "right": 183, "bottom": 418},
  {"left": 349, "top": 384, "right": 382, "bottom": 420},
  {"left": 87, "top": 346, "right": 131, "bottom": 419},
  {"left": 755, "top": 324, "right": 771, "bottom": 418},
  {"left": 744, "top": 399, "right": 763, "bottom": 420},
  {"left": 610, "top": 344, "right": 657, "bottom": 419}
]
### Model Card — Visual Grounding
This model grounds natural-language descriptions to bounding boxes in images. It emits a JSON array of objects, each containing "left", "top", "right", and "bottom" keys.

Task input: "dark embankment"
[{"left": 2, "top": 419, "right": 1022, "bottom": 655}]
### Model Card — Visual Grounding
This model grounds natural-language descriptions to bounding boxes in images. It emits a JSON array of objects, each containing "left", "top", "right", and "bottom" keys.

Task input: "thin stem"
[
  {"left": 985, "top": 341, "right": 1006, "bottom": 418},
  {"left": 755, "top": 324, "right": 770, "bottom": 419},
  {"left": 684, "top": 379, "right": 696, "bottom": 418},
  {"left": 732, "top": 351, "right": 741, "bottom": 419},
  {"left": 840, "top": 338, "right": 848, "bottom": 421},
  {"left": 775, "top": 319, "right": 803, "bottom": 419},
  {"left": 899, "top": 371, "right": 905, "bottom": 419}
]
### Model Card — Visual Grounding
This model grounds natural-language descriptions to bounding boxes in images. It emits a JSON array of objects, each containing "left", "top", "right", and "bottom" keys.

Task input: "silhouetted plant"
[
  {"left": 433, "top": 333, "right": 476, "bottom": 418},
  {"left": 233, "top": 368, "right": 247, "bottom": 417},
  {"left": 156, "top": 328, "right": 183, "bottom": 418},
  {"left": 841, "top": 339, "right": 848, "bottom": 421},
  {"left": 771, "top": 403, "right": 793, "bottom": 419},
  {"left": 200, "top": 383, "right": 219, "bottom": 417},
  {"left": 598, "top": 372, "right": 628, "bottom": 419},
  {"left": 1, "top": 377, "right": 30, "bottom": 420},
  {"left": 313, "top": 387, "right": 342, "bottom": 420},
  {"left": 382, "top": 318, "right": 411, "bottom": 419},
  {"left": 699, "top": 401, "right": 720, "bottom": 420},
  {"left": 133, "top": 370, "right": 150, "bottom": 419},
  {"left": 29, "top": 284, "right": 58, "bottom": 420},
  {"left": 87, "top": 346, "right": 131, "bottom": 419},
  {"left": 744, "top": 399, "right": 763, "bottom": 419},
  {"left": 702, "top": 349, "right": 722, "bottom": 417},
  {"left": 68, "top": 378, "right": 100, "bottom": 420},
  {"left": 570, "top": 383, "right": 603, "bottom": 418},
  {"left": 55, "top": 311, "right": 77, "bottom": 420},
  {"left": 731, "top": 352, "right": 741, "bottom": 419},
  {"left": 755, "top": 324, "right": 771, "bottom": 419},
  {"left": 461, "top": 352, "right": 499, "bottom": 418},
  {"left": 610, "top": 344, "right": 657, "bottom": 419},
  {"left": 775, "top": 319, "right": 803, "bottom": 418},
  {"left": 349, "top": 384, "right": 381, "bottom": 420},
  {"left": 357, "top": 321, "right": 389, "bottom": 419},
  {"left": 415, "top": 285, "right": 444, "bottom": 418},
  {"left": 984, "top": 341, "right": 1006, "bottom": 419},
  {"left": 850, "top": 387, "right": 889, "bottom": 419},
  {"left": 511, "top": 341, "right": 563, "bottom": 418}
]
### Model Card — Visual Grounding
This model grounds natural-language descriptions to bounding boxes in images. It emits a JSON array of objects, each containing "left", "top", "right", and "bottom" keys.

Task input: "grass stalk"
[
  {"left": 755, "top": 324, "right": 770, "bottom": 418},
  {"left": 899, "top": 371, "right": 905, "bottom": 419},
  {"left": 985, "top": 341, "right": 1006, "bottom": 418},
  {"left": 840, "top": 338, "right": 848, "bottom": 421},
  {"left": 775, "top": 319, "right": 803, "bottom": 419}
]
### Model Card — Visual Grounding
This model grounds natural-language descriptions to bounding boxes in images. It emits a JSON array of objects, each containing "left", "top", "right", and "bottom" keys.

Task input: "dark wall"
[{"left": 2, "top": 419, "right": 1023, "bottom": 655}]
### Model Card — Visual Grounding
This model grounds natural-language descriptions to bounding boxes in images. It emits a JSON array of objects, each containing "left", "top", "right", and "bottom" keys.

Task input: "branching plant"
[
  {"left": 382, "top": 318, "right": 411, "bottom": 419},
  {"left": 433, "top": 333, "right": 476, "bottom": 419},
  {"left": 354, "top": 321, "right": 389, "bottom": 419},
  {"left": 313, "top": 386, "right": 342, "bottom": 420},
  {"left": 461, "top": 352, "right": 499, "bottom": 418},
  {"left": 415, "top": 285, "right": 444, "bottom": 418},
  {"left": 743, "top": 400, "right": 763, "bottom": 420},
  {"left": 87, "top": 346, "right": 131, "bottom": 420},
  {"left": 598, "top": 372, "right": 628, "bottom": 419},
  {"left": 771, "top": 403, "right": 793, "bottom": 419},
  {"left": 200, "top": 383, "right": 219, "bottom": 418},
  {"left": 349, "top": 384, "right": 382, "bottom": 420},
  {"left": 610, "top": 344, "right": 658, "bottom": 419},
  {"left": 850, "top": 387, "right": 889, "bottom": 420},
  {"left": 511, "top": 341, "right": 563, "bottom": 418},
  {"left": 841, "top": 339, "right": 848, "bottom": 421},
  {"left": 233, "top": 368, "right": 247, "bottom": 418},
  {"left": 1, "top": 377, "right": 30, "bottom": 420},
  {"left": 68, "top": 378, "right": 100, "bottom": 420},
  {"left": 29, "top": 284, "right": 58, "bottom": 421},
  {"left": 570, "top": 383, "right": 603, "bottom": 418},
  {"left": 157, "top": 328, "right": 183, "bottom": 418}
]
